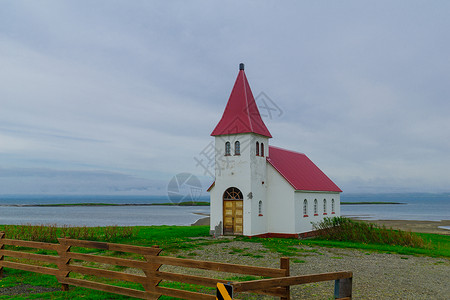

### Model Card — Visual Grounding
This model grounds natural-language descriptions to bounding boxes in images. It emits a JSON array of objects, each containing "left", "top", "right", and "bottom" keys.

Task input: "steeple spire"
[{"left": 211, "top": 64, "right": 272, "bottom": 138}]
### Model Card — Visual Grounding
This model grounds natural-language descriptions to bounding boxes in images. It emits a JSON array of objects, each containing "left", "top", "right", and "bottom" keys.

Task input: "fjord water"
[
  {"left": 0, "top": 193, "right": 448, "bottom": 226},
  {"left": 340, "top": 193, "right": 450, "bottom": 222},
  {"left": 0, "top": 205, "right": 209, "bottom": 226},
  {"left": 0, "top": 195, "right": 209, "bottom": 226}
]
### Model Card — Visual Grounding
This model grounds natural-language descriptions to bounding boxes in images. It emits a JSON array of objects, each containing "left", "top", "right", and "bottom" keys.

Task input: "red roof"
[
  {"left": 211, "top": 64, "right": 272, "bottom": 138},
  {"left": 206, "top": 181, "right": 215, "bottom": 192},
  {"left": 267, "top": 146, "right": 342, "bottom": 192}
]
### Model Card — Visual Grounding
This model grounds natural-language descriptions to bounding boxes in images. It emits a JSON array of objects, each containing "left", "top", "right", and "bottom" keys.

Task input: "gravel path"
[{"left": 164, "top": 239, "right": 450, "bottom": 299}]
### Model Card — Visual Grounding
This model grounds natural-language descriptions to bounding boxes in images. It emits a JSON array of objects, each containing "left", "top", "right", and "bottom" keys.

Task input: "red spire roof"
[
  {"left": 211, "top": 64, "right": 272, "bottom": 138},
  {"left": 267, "top": 146, "right": 342, "bottom": 192}
]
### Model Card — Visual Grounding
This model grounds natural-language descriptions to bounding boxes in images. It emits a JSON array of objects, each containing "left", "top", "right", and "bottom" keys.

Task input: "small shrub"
[{"left": 312, "top": 217, "right": 427, "bottom": 248}]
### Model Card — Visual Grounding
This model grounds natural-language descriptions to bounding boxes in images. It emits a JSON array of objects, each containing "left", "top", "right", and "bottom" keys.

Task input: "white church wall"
[
  {"left": 211, "top": 133, "right": 254, "bottom": 235},
  {"left": 266, "top": 163, "right": 295, "bottom": 234},
  {"left": 209, "top": 185, "right": 219, "bottom": 234},
  {"left": 249, "top": 134, "right": 269, "bottom": 235},
  {"left": 294, "top": 191, "right": 341, "bottom": 233},
  {"left": 334, "top": 194, "right": 341, "bottom": 216}
]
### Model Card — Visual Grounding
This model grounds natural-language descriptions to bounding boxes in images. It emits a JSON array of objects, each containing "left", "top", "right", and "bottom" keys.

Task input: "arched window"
[
  {"left": 314, "top": 199, "right": 318, "bottom": 215},
  {"left": 223, "top": 187, "right": 243, "bottom": 200},
  {"left": 234, "top": 141, "right": 240, "bottom": 155},
  {"left": 225, "top": 142, "right": 230, "bottom": 156},
  {"left": 323, "top": 199, "right": 327, "bottom": 215},
  {"left": 256, "top": 142, "right": 259, "bottom": 156},
  {"left": 303, "top": 199, "right": 308, "bottom": 217},
  {"left": 332, "top": 199, "right": 335, "bottom": 214},
  {"left": 261, "top": 143, "right": 264, "bottom": 157},
  {"left": 258, "top": 200, "right": 263, "bottom": 216}
]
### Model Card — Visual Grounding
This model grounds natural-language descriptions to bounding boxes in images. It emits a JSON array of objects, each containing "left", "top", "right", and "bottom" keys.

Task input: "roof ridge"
[
  {"left": 269, "top": 145, "right": 306, "bottom": 156},
  {"left": 242, "top": 71, "right": 253, "bottom": 132}
]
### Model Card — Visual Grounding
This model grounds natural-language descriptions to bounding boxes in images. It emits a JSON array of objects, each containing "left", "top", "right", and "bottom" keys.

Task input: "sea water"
[
  {"left": 0, "top": 205, "right": 209, "bottom": 226},
  {"left": 0, "top": 193, "right": 448, "bottom": 226},
  {"left": 341, "top": 193, "right": 450, "bottom": 221},
  {"left": 0, "top": 195, "right": 209, "bottom": 226}
]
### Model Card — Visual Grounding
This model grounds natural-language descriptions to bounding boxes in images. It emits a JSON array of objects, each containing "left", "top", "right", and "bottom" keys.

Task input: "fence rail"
[{"left": 0, "top": 232, "right": 352, "bottom": 299}]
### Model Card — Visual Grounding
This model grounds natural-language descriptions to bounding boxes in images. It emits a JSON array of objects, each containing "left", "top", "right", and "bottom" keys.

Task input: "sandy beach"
[
  {"left": 354, "top": 219, "right": 450, "bottom": 235},
  {"left": 192, "top": 215, "right": 450, "bottom": 235}
]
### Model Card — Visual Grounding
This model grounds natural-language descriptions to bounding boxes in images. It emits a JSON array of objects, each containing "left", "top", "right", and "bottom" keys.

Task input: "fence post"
[
  {"left": 280, "top": 257, "right": 290, "bottom": 300},
  {"left": 0, "top": 232, "right": 5, "bottom": 278},
  {"left": 56, "top": 237, "right": 71, "bottom": 291},
  {"left": 142, "top": 245, "right": 163, "bottom": 299},
  {"left": 334, "top": 277, "right": 352, "bottom": 299}
]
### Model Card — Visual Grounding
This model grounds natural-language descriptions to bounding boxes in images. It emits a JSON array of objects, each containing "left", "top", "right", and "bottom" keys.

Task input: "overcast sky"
[{"left": 1, "top": 1, "right": 449, "bottom": 195}]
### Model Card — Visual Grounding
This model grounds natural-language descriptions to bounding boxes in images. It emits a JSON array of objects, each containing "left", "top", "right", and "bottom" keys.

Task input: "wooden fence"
[{"left": 0, "top": 232, "right": 352, "bottom": 299}]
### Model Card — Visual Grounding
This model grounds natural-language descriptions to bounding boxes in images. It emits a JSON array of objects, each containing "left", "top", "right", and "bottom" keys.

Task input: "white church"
[{"left": 208, "top": 63, "right": 342, "bottom": 238}]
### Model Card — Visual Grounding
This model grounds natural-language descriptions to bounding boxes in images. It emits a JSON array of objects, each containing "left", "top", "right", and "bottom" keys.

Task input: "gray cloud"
[
  {"left": 0, "top": 167, "right": 168, "bottom": 195},
  {"left": 1, "top": 1, "right": 449, "bottom": 194}
]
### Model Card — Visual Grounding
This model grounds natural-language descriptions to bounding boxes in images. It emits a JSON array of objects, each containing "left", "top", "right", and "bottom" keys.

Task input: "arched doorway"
[{"left": 223, "top": 187, "right": 243, "bottom": 235}]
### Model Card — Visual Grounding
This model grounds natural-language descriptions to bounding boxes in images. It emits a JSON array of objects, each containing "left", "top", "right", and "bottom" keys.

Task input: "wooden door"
[{"left": 223, "top": 200, "right": 243, "bottom": 235}]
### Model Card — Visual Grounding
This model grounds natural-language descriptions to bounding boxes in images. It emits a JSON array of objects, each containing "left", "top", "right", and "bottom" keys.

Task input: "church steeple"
[{"left": 211, "top": 63, "right": 272, "bottom": 138}]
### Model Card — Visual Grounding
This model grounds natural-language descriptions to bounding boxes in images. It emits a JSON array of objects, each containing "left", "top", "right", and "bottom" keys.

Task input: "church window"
[
  {"left": 256, "top": 142, "right": 259, "bottom": 156},
  {"left": 261, "top": 143, "right": 264, "bottom": 157},
  {"left": 258, "top": 200, "right": 263, "bottom": 216},
  {"left": 303, "top": 199, "right": 308, "bottom": 217},
  {"left": 314, "top": 199, "right": 318, "bottom": 216},
  {"left": 235, "top": 141, "right": 240, "bottom": 155},
  {"left": 323, "top": 199, "right": 327, "bottom": 215},
  {"left": 225, "top": 142, "right": 231, "bottom": 156},
  {"left": 331, "top": 199, "right": 335, "bottom": 214},
  {"left": 223, "top": 187, "right": 243, "bottom": 200}
]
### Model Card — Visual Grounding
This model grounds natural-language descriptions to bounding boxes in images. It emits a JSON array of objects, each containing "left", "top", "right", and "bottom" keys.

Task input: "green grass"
[
  {"left": 154, "top": 201, "right": 210, "bottom": 206},
  {"left": 0, "top": 224, "right": 139, "bottom": 243},
  {"left": 238, "top": 231, "right": 449, "bottom": 258},
  {"left": 0, "top": 224, "right": 448, "bottom": 299},
  {"left": 0, "top": 224, "right": 214, "bottom": 251},
  {"left": 0, "top": 269, "right": 214, "bottom": 299},
  {"left": 1, "top": 223, "right": 447, "bottom": 258}
]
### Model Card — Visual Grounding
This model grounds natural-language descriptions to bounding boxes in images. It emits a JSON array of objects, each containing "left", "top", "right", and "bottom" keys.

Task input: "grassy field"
[{"left": 0, "top": 223, "right": 449, "bottom": 299}]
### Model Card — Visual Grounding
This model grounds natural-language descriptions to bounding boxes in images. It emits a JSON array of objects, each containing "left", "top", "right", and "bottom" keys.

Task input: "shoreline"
[
  {"left": 341, "top": 202, "right": 405, "bottom": 205},
  {"left": 191, "top": 215, "right": 450, "bottom": 235},
  {"left": 0, "top": 202, "right": 210, "bottom": 207},
  {"left": 0, "top": 201, "right": 407, "bottom": 207},
  {"left": 353, "top": 219, "right": 450, "bottom": 235},
  {"left": 191, "top": 213, "right": 210, "bottom": 226},
  {"left": 1, "top": 202, "right": 448, "bottom": 235}
]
